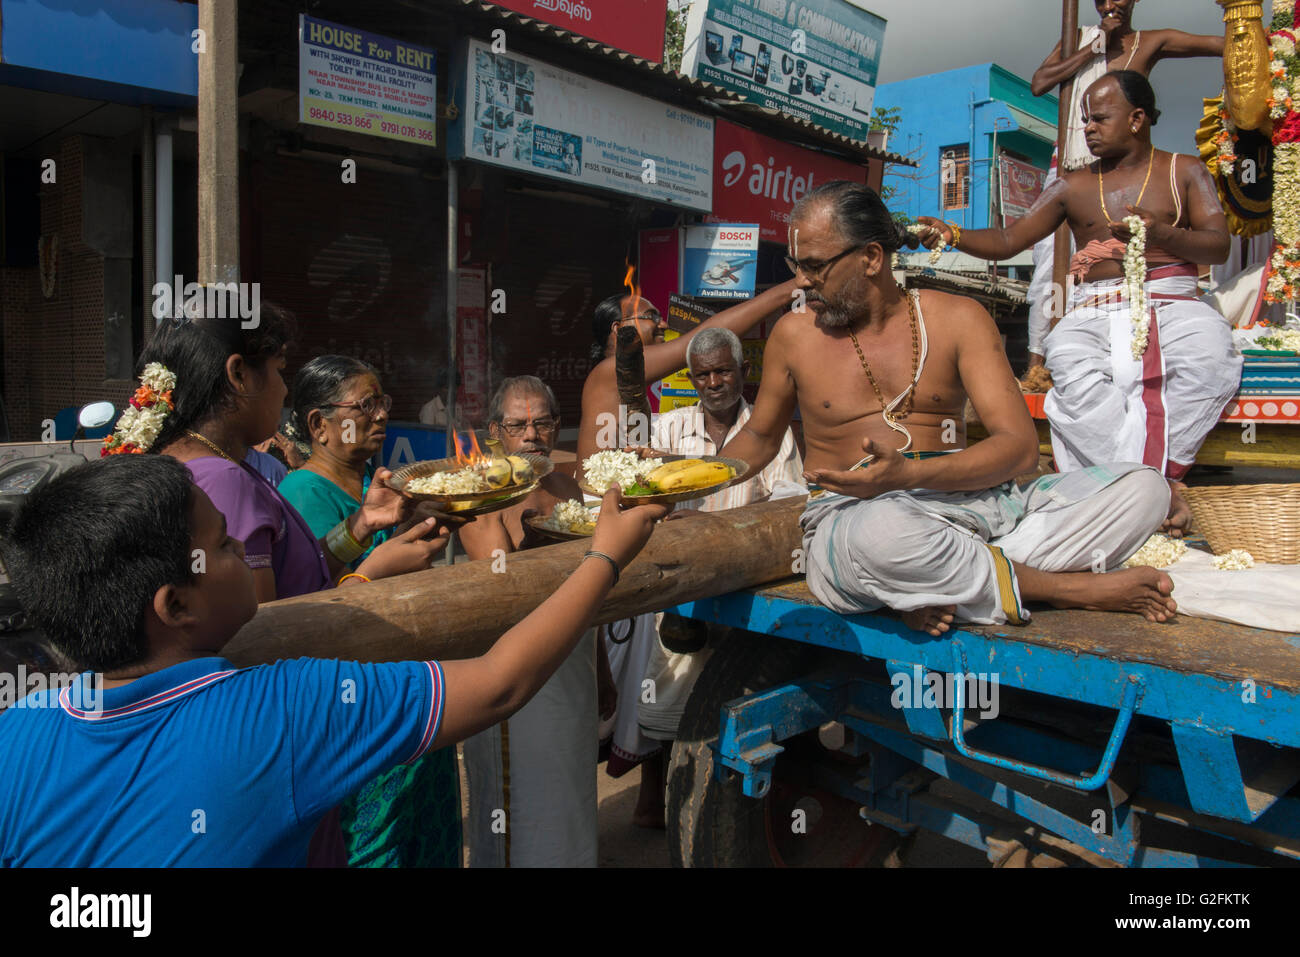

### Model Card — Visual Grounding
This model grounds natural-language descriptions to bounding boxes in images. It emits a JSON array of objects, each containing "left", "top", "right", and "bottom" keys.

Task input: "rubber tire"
[{"left": 668, "top": 628, "right": 896, "bottom": 867}]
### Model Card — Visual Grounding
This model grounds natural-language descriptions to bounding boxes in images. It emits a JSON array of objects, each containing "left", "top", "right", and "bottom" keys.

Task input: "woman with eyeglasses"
[
  {"left": 278, "top": 356, "right": 403, "bottom": 569},
  {"left": 278, "top": 354, "right": 464, "bottom": 869}
]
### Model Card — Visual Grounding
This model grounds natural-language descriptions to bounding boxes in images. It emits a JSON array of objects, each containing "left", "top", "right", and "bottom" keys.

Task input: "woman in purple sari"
[
  {"left": 139, "top": 307, "right": 449, "bottom": 600},
  {"left": 134, "top": 307, "right": 452, "bottom": 867}
]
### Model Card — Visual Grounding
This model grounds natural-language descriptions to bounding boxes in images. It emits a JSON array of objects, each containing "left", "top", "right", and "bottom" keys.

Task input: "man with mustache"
[
  {"left": 720, "top": 178, "right": 1177, "bottom": 638},
  {"left": 1022, "top": 0, "right": 1223, "bottom": 371},
  {"left": 919, "top": 71, "right": 1239, "bottom": 537},
  {"left": 458, "top": 375, "right": 600, "bottom": 866}
]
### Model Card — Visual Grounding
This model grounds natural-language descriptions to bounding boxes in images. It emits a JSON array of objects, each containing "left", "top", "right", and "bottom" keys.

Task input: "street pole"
[
  {"left": 1050, "top": 0, "right": 1078, "bottom": 329},
  {"left": 197, "top": 0, "right": 240, "bottom": 286}
]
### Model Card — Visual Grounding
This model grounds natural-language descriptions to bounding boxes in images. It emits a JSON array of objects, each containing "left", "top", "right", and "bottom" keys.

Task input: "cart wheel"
[{"left": 668, "top": 629, "right": 902, "bottom": 867}]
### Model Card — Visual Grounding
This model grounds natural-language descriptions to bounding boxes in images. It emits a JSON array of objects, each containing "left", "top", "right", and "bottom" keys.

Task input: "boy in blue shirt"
[{"left": 0, "top": 455, "right": 662, "bottom": 866}]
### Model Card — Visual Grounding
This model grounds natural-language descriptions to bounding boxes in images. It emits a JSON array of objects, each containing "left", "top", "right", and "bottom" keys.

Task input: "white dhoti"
[
  {"left": 463, "top": 630, "right": 598, "bottom": 867},
  {"left": 598, "top": 613, "right": 663, "bottom": 776},
  {"left": 802, "top": 464, "right": 1170, "bottom": 625},
  {"left": 1044, "top": 269, "right": 1243, "bottom": 480},
  {"left": 637, "top": 638, "right": 714, "bottom": 742}
]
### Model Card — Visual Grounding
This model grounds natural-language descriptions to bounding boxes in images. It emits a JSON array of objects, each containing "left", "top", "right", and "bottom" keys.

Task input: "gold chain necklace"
[
  {"left": 186, "top": 429, "right": 237, "bottom": 463},
  {"left": 1098, "top": 147, "right": 1155, "bottom": 221},
  {"left": 846, "top": 287, "right": 921, "bottom": 429}
]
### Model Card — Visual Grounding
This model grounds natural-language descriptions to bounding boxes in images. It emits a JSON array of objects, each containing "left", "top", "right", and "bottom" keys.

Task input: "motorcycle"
[{"left": 0, "top": 401, "right": 117, "bottom": 702}]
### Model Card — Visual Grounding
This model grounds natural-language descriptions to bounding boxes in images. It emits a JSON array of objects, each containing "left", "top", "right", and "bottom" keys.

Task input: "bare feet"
[
  {"left": 1161, "top": 481, "right": 1192, "bottom": 539},
  {"left": 1043, "top": 566, "right": 1178, "bottom": 622},
  {"left": 902, "top": 605, "right": 956, "bottom": 637}
]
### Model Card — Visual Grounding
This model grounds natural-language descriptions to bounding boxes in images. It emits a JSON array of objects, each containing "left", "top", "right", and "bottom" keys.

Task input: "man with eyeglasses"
[
  {"left": 719, "top": 179, "right": 1178, "bottom": 638},
  {"left": 457, "top": 375, "right": 601, "bottom": 867}
]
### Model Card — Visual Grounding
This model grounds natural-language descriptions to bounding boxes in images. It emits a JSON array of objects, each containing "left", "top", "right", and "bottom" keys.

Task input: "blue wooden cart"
[{"left": 665, "top": 579, "right": 1300, "bottom": 867}]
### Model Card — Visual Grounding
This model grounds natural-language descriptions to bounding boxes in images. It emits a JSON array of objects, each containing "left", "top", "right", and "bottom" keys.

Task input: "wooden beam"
[
  {"left": 220, "top": 497, "right": 806, "bottom": 667},
  {"left": 1050, "top": 0, "right": 1078, "bottom": 330},
  {"left": 197, "top": 0, "right": 240, "bottom": 285}
]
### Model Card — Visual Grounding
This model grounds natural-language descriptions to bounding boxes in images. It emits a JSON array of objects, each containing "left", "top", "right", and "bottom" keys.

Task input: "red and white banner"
[
  {"left": 999, "top": 155, "right": 1048, "bottom": 225},
  {"left": 706, "top": 120, "right": 868, "bottom": 244},
  {"left": 489, "top": 0, "right": 668, "bottom": 64}
]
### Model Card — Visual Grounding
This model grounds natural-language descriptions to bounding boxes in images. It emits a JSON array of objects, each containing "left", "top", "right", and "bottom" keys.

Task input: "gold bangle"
[
  {"left": 326, "top": 520, "right": 369, "bottom": 564},
  {"left": 338, "top": 572, "right": 371, "bottom": 586},
  {"left": 944, "top": 221, "right": 963, "bottom": 247}
]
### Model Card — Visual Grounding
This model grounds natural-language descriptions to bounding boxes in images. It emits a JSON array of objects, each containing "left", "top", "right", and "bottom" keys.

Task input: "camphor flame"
[
  {"left": 452, "top": 429, "right": 491, "bottom": 467},
  {"left": 621, "top": 260, "right": 643, "bottom": 320}
]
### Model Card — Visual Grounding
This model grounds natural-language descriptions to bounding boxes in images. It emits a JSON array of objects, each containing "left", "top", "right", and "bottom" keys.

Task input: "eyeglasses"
[
  {"left": 784, "top": 244, "right": 862, "bottom": 282},
  {"left": 325, "top": 394, "right": 393, "bottom": 418},
  {"left": 620, "top": 313, "right": 663, "bottom": 327},
  {"left": 498, "top": 416, "right": 558, "bottom": 436}
]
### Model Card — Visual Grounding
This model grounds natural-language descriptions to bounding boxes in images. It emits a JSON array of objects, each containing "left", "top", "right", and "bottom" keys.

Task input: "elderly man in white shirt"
[{"left": 638, "top": 328, "right": 804, "bottom": 797}]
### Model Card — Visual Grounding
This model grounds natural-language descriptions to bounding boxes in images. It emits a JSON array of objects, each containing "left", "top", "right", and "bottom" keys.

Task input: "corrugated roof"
[
  {"left": 450, "top": 0, "right": 915, "bottom": 167},
  {"left": 904, "top": 267, "right": 1028, "bottom": 304}
]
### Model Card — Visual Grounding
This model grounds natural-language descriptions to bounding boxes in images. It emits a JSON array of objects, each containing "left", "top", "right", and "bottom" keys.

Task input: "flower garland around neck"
[
  {"left": 1266, "top": 3, "right": 1300, "bottom": 302},
  {"left": 1122, "top": 214, "right": 1151, "bottom": 360},
  {"left": 101, "top": 363, "right": 177, "bottom": 456}
]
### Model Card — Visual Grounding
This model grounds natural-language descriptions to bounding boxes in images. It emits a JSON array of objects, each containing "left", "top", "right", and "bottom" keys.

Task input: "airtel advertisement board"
[
  {"left": 706, "top": 119, "right": 869, "bottom": 243},
  {"left": 489, "top": 0, "right": 668, "bottom": 63}
]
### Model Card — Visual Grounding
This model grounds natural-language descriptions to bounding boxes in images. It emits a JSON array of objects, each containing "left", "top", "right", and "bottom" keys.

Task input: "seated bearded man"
[
  {"left": 719, "top": 180, "right": 1177, "bottom": 636},
  {"left": 919, "top": 71, "right": 1241, "bottom": 535}
]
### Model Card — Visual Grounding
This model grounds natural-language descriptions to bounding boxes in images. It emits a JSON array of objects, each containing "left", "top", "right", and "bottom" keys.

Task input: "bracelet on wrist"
[
  {"left": 583, "top": 549, "right": 621, "bottom": 586},
  {"left": 327, "top": 520, "right": 370, "bottom": 565},
  {"left": 338, "top": 572, "right": 371, "bottom": 586},
  {"left": 943, "top": 221, "right": 963, "bottom": 248}
]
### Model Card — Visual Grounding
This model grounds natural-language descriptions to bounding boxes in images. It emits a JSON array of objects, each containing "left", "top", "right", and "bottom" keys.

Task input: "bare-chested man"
[
  {"left": 1022, "top": 0, "right": 1223, "bottom": 367},
  {"left": 721, "top": 180, "right": 1177, "bottom": 637},
  {"left": 920, "top": 71, "right": 1240, "bottom": 537},
  {"left": 458, "top": 375, "right": 600, "bottom": 866}
]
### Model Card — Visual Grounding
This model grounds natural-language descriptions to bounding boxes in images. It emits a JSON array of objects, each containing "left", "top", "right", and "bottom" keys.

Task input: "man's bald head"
[{"left": 1082, "top": 70, "right": 1159, "bottom": 159}]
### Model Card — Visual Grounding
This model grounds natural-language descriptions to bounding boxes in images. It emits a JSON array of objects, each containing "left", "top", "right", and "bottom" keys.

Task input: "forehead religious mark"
[{"left": 793, "top": 228, "right": 799, "bottom": 259}]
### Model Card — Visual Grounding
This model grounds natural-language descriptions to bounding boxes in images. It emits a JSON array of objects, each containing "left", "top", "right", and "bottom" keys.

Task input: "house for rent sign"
[{"left": 298, "top": 15, "right": 438, "bottom": 147}]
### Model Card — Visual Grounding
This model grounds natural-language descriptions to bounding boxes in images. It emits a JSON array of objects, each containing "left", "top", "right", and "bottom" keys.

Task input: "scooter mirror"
[{"left": 78, "top": 401, "right": 117, "bottom": 431}]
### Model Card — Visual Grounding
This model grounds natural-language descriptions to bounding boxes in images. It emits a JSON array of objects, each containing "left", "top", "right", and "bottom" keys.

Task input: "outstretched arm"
[
  {"left": 433, "top": 488, "right": 668, "bottom": 747},
  {"left": 918, "top": 177, "right": 1070, "bottom": 262},
  {"left": 1149, "top": 29, "right": 1224, "bottom": 62},
  {"left": 578, "top": 279, "right": 797, "bottom": 460}
]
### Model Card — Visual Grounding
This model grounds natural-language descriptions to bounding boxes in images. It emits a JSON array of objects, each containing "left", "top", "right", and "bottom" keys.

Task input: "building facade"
[{"left": 874, "top": 63, "right": 1057, "bottom": 243}]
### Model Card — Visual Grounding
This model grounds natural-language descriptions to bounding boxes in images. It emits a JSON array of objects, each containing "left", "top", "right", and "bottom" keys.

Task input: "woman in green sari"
[{"left": 280, "top": 355, "right": 462, "bottom": 867}]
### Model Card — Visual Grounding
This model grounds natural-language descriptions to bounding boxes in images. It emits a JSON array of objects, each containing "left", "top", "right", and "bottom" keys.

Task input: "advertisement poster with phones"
[
  {"left": 454, "top": 38, "right": 714, "bottom": 210},
  {"left": 680, "top": 0, "right": 886, "bottom": 143},
  {"left": 681, "top": 224, "right": 759, "bottom": 300}
]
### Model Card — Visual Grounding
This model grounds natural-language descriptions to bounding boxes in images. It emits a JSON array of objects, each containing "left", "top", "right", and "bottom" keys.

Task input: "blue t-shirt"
[{"left": 0, "top": 656, "right": 444, "bottom": 867}]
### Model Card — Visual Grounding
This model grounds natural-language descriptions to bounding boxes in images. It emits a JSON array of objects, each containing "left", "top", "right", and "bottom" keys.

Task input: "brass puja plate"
[
  {"left": 525, "top": 501, "right": 600, "bottom": 541},
  {"left": 579, "top": 453, "right": 750, "bottom": 506},
  {"left": 387, "top": 453, "right": 553, "bottom": 515}
]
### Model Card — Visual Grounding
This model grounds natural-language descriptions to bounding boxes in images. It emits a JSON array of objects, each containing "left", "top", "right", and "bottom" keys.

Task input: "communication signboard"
[{"left": 681, "top": 0, "right": 887, "bottom": 143}]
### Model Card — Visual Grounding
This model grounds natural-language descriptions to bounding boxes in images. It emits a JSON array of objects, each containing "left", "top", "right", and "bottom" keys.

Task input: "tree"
[{"left": 663, "top": 0, "right": 688, "bottom": 70}]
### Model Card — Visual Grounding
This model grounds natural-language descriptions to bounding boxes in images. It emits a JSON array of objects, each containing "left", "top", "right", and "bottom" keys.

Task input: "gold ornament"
[{"left": 1218, "top": 1, "right": 1272, "bottom": 134}]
